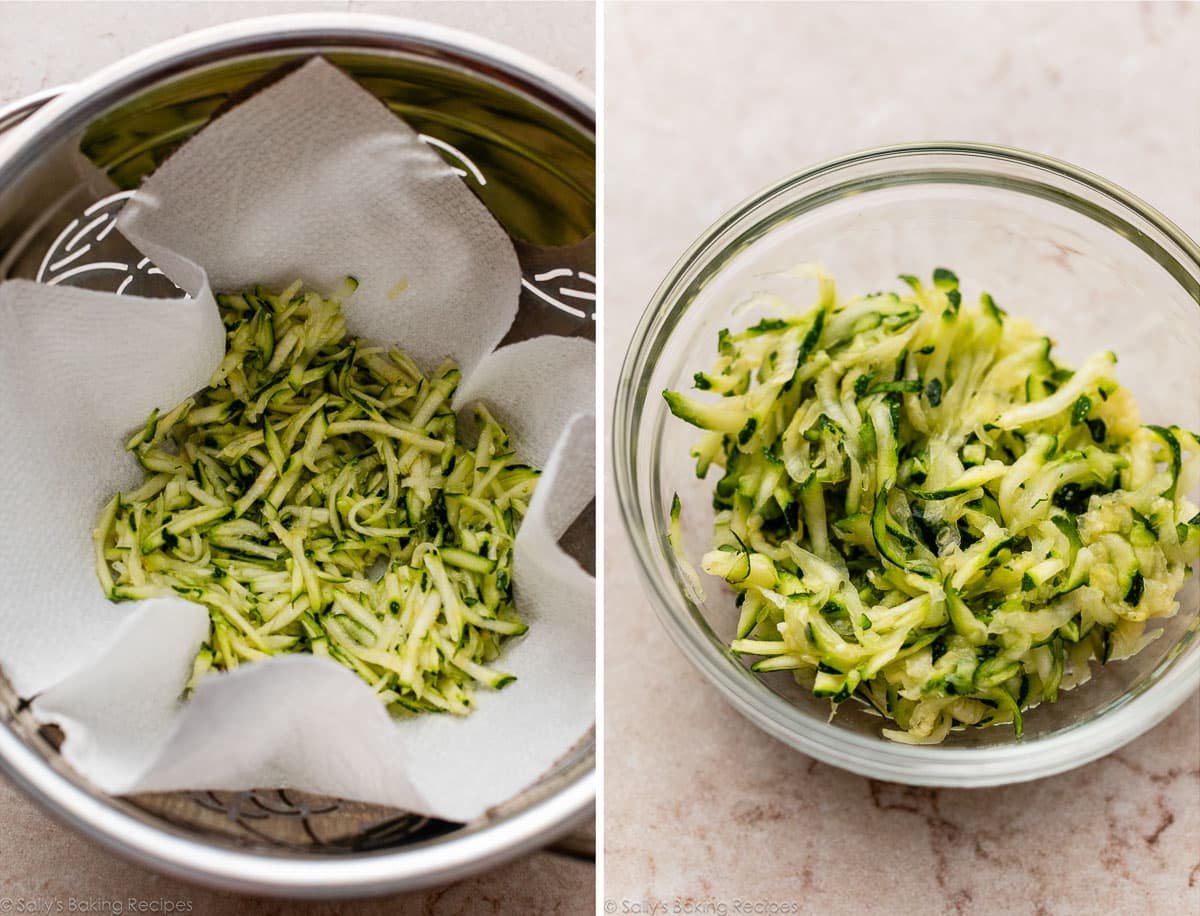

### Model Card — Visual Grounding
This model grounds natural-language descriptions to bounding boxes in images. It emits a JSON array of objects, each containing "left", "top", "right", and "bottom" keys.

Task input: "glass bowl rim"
[{"left": 612, "top": 140, "right": 1200, "bottom": 786}]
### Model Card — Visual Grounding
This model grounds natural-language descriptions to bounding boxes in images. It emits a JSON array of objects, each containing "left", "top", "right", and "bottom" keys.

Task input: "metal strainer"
[{"left": 0, "top": 14, "right": 594, "bottom": 898}]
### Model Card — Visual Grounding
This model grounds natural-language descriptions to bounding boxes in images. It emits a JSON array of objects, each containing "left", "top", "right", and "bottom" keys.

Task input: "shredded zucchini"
[
  {"left": 94, "top": 279, "right": 538, "bottom": 716},
  {"left": 666, "top": 267, "right": 1200, "bottom": 743}
]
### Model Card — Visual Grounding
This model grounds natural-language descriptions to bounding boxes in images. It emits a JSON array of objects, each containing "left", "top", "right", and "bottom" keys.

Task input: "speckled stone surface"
[
  {"left": 0, "top": 2, "right": 592, "bottom": 912},
  {"left": 604, "top": 2, "right": 1199, "bottom": 913}
]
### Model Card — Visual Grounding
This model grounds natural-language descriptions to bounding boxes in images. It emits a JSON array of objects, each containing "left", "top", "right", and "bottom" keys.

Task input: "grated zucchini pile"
[
  {"left": 94, "top": 279, "right": 536, "bottom": 716},
  {"left": 665, "top": 267, "right": 1200, "bottom": 743}
]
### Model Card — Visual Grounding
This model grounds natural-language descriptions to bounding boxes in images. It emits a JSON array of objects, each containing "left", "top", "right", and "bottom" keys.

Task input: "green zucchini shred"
[
  {"left": 93, "top": 280, "right": 538, "bottom": 716},
  {"left": 665, "top": 266, "right": 1200, "bottom": 743}
]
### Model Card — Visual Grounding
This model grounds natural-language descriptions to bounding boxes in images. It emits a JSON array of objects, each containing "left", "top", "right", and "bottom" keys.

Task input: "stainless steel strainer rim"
[
  {"left": 0, "top": 718, "right": 594, "bottom": 897},
  {"left": 0, "top": 13, "right": 594, "bottom": 898}
]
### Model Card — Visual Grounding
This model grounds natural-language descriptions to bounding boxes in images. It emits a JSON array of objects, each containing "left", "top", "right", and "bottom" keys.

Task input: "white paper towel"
[
  {"left": 117, "top": 58, "right": 521, "bottom": 378},
  {"left": 455, "top": 335, "right": 597, "bottom": 467},
  {"left": 3, "top": 56, "right": 595, "bottom": 822},
  {"left": 0, "top": 280, "right": 224, "bottom": 697}
]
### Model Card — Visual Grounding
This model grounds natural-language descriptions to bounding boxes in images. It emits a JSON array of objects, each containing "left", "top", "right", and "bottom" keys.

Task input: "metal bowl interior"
[
  {"left": 0, "top": 15, "right": 594, "bottom": 897},
  {"left": 615, "top": 143, "right": 1199, "bottom": 786}
]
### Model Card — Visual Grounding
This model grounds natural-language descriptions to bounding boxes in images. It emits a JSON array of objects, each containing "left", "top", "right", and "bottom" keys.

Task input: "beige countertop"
[
  {"left": 604, "top": 2, "right": 1199, "bottom": 912},
  {"left": 0, "top": 2, "right": 593, "bottom": 912}
]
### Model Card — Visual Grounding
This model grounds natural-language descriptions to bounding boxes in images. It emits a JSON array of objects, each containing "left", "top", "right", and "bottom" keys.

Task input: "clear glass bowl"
[{"left": 613, "top": 143, "right": 1200, "bottom": 786}]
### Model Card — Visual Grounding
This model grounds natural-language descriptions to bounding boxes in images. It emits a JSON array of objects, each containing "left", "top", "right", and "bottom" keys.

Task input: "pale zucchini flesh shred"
[
  {"left": 666, "top": 267, "right": 1200, "bottom": 742},
  {"left": 94, "top": 280, "right": 538, "bottom": 716}
]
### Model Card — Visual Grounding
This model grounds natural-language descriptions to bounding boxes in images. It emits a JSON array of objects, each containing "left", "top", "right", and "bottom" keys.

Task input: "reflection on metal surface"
[
  {"left": 34, "top": 189, "right": 182, "bottom": 294},
  {"left": 36, "top": 190, "right": 129, "bottom": 283},
  {"left": 36, "top": 185, "right": 597, "bottom": 326},
  {"left": 522, "top": 267, "right": 596, "bottom": 319},
  {"left": 418, "top": 133, "right": 486, "bottom": 186}
]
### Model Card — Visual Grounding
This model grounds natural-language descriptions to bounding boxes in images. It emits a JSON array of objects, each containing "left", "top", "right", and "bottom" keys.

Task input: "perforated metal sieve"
[{"left": 0, "top": 14, "right": 594, "bottom": 898}]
